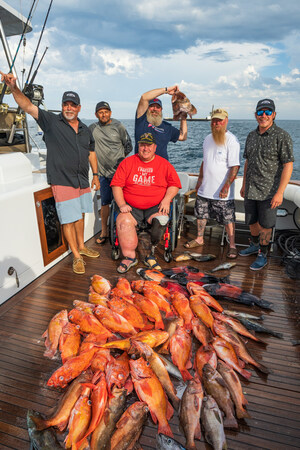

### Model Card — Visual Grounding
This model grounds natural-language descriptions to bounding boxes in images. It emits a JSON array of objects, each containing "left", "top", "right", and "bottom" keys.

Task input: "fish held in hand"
[
  {"left": 179, "top": 379, "right": 203, "bottom": 449},
  {"left": 201, "top": 395, "right": 227, "bottom": 450},
  {"left": 172, "top": 91, "right": 197, "bottom": 120}
]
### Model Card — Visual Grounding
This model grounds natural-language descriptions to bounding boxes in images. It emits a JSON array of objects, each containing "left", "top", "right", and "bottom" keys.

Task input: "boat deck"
[{"left": 0, "top": 226, "right": 299, "bottom": 449}]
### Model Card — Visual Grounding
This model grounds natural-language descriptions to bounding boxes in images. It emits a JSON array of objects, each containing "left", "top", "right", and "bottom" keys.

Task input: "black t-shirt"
[{"left": 36, "top": 109, "right": 95, "bottom": 188}]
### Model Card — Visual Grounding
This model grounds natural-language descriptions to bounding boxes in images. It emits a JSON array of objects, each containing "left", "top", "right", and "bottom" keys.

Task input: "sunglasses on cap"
[{"left": 256, "top": 109, "right": 273, "bottom": 116}]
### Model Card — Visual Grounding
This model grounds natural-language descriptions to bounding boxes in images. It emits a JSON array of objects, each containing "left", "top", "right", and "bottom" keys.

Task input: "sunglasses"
[{"left": 256, "top": 109, "right": 273, "bottom": 116}]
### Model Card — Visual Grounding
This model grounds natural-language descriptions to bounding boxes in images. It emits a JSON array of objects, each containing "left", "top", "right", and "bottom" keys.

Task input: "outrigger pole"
[{"left": 0, "top": 0, "right": 37, "bottom": 104}]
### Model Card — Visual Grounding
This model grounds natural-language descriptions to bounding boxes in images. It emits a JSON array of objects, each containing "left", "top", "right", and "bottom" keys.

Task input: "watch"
[
  {"left": 93, "top": 173, "right": 98, "bottom": 176},
  {"left": 165, "top": 87, "right": 168, "bottom": 93}
]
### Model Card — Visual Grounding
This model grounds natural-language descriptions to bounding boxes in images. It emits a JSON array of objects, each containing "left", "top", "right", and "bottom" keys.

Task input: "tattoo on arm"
[{"left": 222, "top": 166, "right": 239, "bottom": 191}]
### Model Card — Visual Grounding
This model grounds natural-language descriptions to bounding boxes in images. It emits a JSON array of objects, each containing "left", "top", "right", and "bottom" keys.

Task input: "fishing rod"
[{"left": 0, "top": 0, "right": 37, "bottom": 104}]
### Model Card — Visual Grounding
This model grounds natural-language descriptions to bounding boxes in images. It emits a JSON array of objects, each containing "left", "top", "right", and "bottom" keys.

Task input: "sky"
[{"left": 3, "top": 0, "right": 300, "bottom": 119}]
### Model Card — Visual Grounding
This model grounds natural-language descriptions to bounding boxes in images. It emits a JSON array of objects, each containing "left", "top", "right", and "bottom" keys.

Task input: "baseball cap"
[
  {"left": 95, "top": 101, "right": 111, "bottom": 112},
  {"left": 62, "top": 91, "right": 80, "bottom": 105},
  {"left": 256, "top": 99, "right": 275, "bottom": 112},
  {"left": 211, "top": 108, "right": 228, "bottom": 120},
  {"left": 138, "top": 132, "right": 156, "bottom": 145},
  {"left": 149, "top": 98, "right": 162, "bottom": 108}
]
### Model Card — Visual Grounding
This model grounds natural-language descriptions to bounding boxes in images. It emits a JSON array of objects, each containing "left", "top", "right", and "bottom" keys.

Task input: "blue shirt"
[{"left": 134, "top": 111, "right": 180, "bottom": 160}]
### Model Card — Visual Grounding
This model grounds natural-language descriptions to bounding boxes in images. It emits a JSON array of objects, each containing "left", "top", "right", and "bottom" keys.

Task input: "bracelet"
[{"left": 92, "top": 173, "right": 98, "bottom": 176}]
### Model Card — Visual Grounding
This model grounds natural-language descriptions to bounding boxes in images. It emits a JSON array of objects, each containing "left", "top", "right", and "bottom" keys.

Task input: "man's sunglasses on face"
[{"left": 256, "top": 109, "right": 273, "bottom": 116}]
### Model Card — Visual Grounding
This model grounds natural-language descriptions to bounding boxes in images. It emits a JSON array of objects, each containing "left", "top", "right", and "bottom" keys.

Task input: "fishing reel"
[{"left": 23, "top": 83, "right": 44, "bottom": 106}]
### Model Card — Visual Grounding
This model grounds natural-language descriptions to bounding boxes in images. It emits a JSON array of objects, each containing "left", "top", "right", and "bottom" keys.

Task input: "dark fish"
[
  {"left": 238, "top": 318, "right": 283, "bottom": 339},
  {"left": 110, "top": 402, "right": 148, "bottom": 450},
  {"left": 179, "top": 379, "right": 203, "bottom": 449},
  {"left": 223, "top": 310, "right": 264, "bottom": 321},
  {"left": 162, "top": 267, "right": 225, "bottom": 286},
  {"left": 203, "top": 283, "right": 273, "bottom": 310},
  {"left": 171, "top": 91, "right": 197, "bottom": 120},
  {"left": 27, "top": 410, "right": 63, "bottom": 450},
  {"left": 201, "top": 396, "right": 227, "bottom": 450},
  {"left": 156, "top": 434, "right": 186, "bottom": 450}
]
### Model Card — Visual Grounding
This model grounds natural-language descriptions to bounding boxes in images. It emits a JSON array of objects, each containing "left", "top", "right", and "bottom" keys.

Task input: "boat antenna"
[
  {"left": 25, "top": 0, "right": 53, "bottom": 85},
  {"left": 0, "top": 0, "right": 37, "bottom": 104}
]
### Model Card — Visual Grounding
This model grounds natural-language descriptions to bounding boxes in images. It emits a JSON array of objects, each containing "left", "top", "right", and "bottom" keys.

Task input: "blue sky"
[{"left": 5, "top": 0, "right": 300, "bottom": 119}]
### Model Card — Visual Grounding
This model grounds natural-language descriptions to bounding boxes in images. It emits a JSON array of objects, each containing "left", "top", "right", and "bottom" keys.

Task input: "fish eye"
[
  {"left": 118, "top": 374, "right": 124, "bottom": 380},
  {"left": 59, "top": 376, "right": 64, "bottom": 381}
]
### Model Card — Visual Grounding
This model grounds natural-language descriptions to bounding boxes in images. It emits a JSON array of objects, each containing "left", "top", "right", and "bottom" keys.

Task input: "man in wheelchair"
[{"left": 111, "top": 132, "right": 181, "bottom": 273}]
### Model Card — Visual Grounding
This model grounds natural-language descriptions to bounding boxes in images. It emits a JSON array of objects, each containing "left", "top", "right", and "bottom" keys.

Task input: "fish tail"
[
  {"left": 223, "top": 415, "right": 238, "bottom": 429},
  {"left": 158, "top": 422, "right": 173, "bottom": 438},
  {"left": 255, "top": 362, "right": 272, "bottom": 374},
  {"left": 236, "top": 405, "right": 251, "bottom": 419},
  {"left": 155, "top": 319, "right": 164, "bottom": 330},
  {"left": 29, "top": 414, "right": 47, "bottom": 431},
  {"left": 240, "top": 368, "right": 252, "bottom": 380}
]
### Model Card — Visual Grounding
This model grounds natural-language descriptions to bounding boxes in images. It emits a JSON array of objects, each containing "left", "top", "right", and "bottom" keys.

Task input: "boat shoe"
[
  {"left": 239, "top": 241, "right": 259, "bottom": 256},
  {"left": 79, "top": 247, "right": 100, "bottom": 258},
  {"left": 250, "top": 251, "right": 267, "bottom": 271},
  {"left": 73, "top": 257, "right": 86, "bottom": 274}
]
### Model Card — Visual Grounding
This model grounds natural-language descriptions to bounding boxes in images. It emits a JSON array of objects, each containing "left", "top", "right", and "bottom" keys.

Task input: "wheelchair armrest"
[{"left": 184, "top": 189, "right": 196, "bottom": 203}]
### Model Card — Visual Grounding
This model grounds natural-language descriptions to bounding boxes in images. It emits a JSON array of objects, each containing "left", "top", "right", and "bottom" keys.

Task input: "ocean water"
[{"left": 29, "top": 119, "right": 300, "bottom": 179}]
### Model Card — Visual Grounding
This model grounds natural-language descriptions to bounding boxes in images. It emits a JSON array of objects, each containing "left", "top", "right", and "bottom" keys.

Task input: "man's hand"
[
  {"left": 166, "top": 85, "right": 179, "bottom": 96},
  {"left": 240, "top": 186, "right": 245, "bottom": 198},
  {"left": 158, "top": 199, "right": 171, "bottom": 215},
  {"left": 270, "top": 191, "right": 283, "bottom": 209},
  {"left": 91, "top": 175, "right": 100, "bottom": 191},
  {"left": 0, "top": 72, "right": 17, "bottom": 90},
  {"left": 219, "top": 186, "right": 229, "bottom": 199},
  {"left": 119, "top": 204, "right": 132, "bottom": 213}
]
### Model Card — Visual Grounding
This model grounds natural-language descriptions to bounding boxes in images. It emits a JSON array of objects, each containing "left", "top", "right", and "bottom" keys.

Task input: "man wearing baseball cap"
[
  {"left": 89, "top": 101, "right": 132, "bottom": 245},
  {"left": 0, "top": 71, "right": 100, "bottom": 274},
  {"left": 185, "top": 108, "right": 240, "bottom": 259},
  {"left": 239, "top": 98, "right": 294, "bottom": 270},
  {"left": 111, "top": 132, "right": 181, "bottom": 273},
  {"left": 135, "top": 86, "right": 188, "bottom": 160}
]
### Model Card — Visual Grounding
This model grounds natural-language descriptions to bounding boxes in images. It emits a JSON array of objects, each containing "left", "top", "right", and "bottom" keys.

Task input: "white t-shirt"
[{"left": 198, "top": 131, "right": 240, "bottom": 200}]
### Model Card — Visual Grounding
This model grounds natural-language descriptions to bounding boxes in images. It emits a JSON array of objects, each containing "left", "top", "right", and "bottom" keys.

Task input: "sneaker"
[
  {"left": 79, "top": 247, "right": 100, "bottom": 258},
  {"left": 73, "top": 257, "right": 86, "bottom": 274},
  {"left": 239, "top": 241, "right": 259, "bottom": 256},
  {"left": 250, "top": 251, "right": 267, "bottom": 271}
]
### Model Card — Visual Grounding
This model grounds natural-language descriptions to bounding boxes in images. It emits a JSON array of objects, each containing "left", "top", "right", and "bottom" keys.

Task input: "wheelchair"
[{"left": 108, "top": 199, "right": 179, "bottom": 263}]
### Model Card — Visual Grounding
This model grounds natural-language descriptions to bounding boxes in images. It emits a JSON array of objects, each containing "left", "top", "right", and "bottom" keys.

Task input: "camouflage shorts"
[{"left": 194, "top": 195, "right": 235, "bottom": 225}]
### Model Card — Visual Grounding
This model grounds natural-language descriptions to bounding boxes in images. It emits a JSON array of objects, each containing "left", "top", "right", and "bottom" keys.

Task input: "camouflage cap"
[
  {"left": 138, "top": 132, "right": 156, "bottom": 145},
  {"left": 211, "top": 108, "right": 228, "bottom": 120}
]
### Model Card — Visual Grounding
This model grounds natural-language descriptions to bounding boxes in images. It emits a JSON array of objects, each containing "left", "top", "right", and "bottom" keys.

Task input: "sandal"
[
  {"left": 117, "top": 256, "right": 138, "bottom": 273},
  {"left": 184, "top": 239, "right": 204, "bottom": 249},
  {"left": 144, "top": 254, "right": 162, "bottom": 271},
  {"left": 227, "top": 247, "right": 238, "bottom": 259},
  {"left": 96, "top": 236, "right": 108, "bottom": 245}
]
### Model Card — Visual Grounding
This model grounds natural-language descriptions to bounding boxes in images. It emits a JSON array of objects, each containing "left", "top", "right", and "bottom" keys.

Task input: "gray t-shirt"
[
  {"left": 89, "top": 118, "right": 132, "bottom": 178},
  {"left": 244, "top": 123, "right": 294, "bottom": 200}
]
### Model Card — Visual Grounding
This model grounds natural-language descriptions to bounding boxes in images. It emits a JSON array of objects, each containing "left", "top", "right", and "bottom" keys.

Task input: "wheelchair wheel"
[
  {"left": 164, "top": 250, "right": 173, "bottom": 263},
  {"left": 111, "top": 248, "right": 120, "bottom": 260},
  {"left": 171, "top": 199, "right": 179, "bottom": 251}
]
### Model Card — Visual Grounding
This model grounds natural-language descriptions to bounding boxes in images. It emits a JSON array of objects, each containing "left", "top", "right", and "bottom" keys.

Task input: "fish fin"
[
  {"left": 158, "top": 422, "right": 173, "bottom": 438},
  {"left": 240, "top": 368, "right": 252, "bottom": 380},
  {"left": 223, "top": 415, "right": 238, "bottom": 429},
  {"left": 155, "top": 320, "right": 164, "bottom": 330},
  {"left": 166, "top": 399, "right": 174, "bottom": 420},
  {"left": 124, "top": 378, "right": 134, "bottom": 394},
  {"left": 166, "top": 310, "right": 177, "bottom": 319},
  {"left": 255, "top": 362, "right": 272, "bottom": 374},
  {"left": 194, "top": 421, "right": 202, "bottom": 440},
  {"left": 149, "top": 409, "right": 158, "bottom": 424},
  {"left": 238, "top": 358, "right": 246, "bottom": 368},
  {"left": 181, "top": 369, "right": 193, "bottom": 381},
  {"left": 236, "top": 406, "right": 251, "bottom": 419}
]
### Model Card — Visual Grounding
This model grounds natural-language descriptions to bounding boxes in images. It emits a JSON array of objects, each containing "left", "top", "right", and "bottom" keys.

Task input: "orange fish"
[
  {"left": 158, "top": 317, "right": 184, "bottom": 354},
  {"left": 80, "top": 333, "right": 109, "bottom": 353},
  {"left": 191, "top": 316, "right": 213, "bottom": 346},
  {"left": 88, "top": 287, "right": 108, "bottom": 306},
  {"left": 144, "top": 281, "right": 171, "bottom": 300},
  {"left": 189, "top": 296, "right": 214, "bottom": 332},
  {"left": 106, "top": 352, "right": 132, "bottom": 395},
  {"left": 132, "top": 293, "right": 164, "bottom": 330},
  {"left": 101, "top": 330, "right": 169, "bottom": 351},
  {"left": 110, "top": 288, "right": 134, "bottom": 303},
  {"left": 64, "top": 385, "right": 91, "bottom": 449},
  {"left": 169, "top": 325, "right": 193, "bottom": 381},
  {"left": 130, "top": 357, "right": 174, "bottom": 437},
  {"left": 143, "top": 286, "right": 176, "bottom": 319},
  {"left": 91, "top": 274, "right": 111, "bottom": 296},
  {"left": 73, "top": 299, "right": 95, "bottom": 314},
  {"left": 114, "top": 277, "right": 133, "bottom": 296},
  {"left": 194, "top": 344, "right": 217, "bottom": 380},
  {"left": 30, "top": 370, "right": 93, "bottom": 431},
  {"left": 68, "top": 308, "right": 113, "bottom": 339},
  {"left": 47, "top": 348, "right": 97, "bottom": 388},
  {"left": 131, "top": 280, "right": 145, "bottom": 293},
  {"left": 59, "top": 322, "right": 81, "bottom": 364},
  {"left": 217, "top": 361, "right": 251, "bottom": 420},
  {"left": 212, "top": 337, "right": 252, "bottom": 380},
  {"left": 212, "top": 312, "right": 262, "bottom": 342},
  {"left": 170, "top": 292, "right": 194, "bottom": 330},
  {"left": 94, "top": 304, "right": 137, "bottom": 337},
  {"left": 90, "top": 348, "right": 112, "bottom": 373},
  {"left": 76, "top": 372, "right": 108, "bottom": 447},
  {"left": 107, "top": 297, "right": 146, "bottom": 330},
  {"left": 43, "top": 310, "right": 69, "bottom": 359},
  {"left": 187, "top": 282, "right": 223, "bottom": 312},
  {"left": 137, "top": 268, "right": 166, "bottom": 283}
]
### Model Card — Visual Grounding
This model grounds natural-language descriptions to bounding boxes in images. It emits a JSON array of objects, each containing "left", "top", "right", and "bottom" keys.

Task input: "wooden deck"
[{"left": 0, "top": 226, "right": 299, "bottom": 450}]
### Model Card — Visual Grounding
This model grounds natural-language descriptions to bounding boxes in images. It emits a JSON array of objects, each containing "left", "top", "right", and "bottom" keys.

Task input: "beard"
[
  {"left": 211, "top": 125, "right": 226, "bottom": 146},
  {"left": 62, "top": 111, "right": 77, "bottom": 121},
  {"left": 146, "top": 110, "right": 163, "bottom": 127}
]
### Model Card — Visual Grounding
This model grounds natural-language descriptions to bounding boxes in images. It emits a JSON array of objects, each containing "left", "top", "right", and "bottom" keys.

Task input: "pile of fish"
[{"left": 28, "top": 270, "right": 281, "bottom": 449}]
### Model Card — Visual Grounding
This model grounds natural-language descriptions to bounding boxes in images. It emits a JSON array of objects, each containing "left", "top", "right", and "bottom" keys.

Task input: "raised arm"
[
  {"left": 0, "top": 72, "right": 38, "bottom": 119},
  {"left": 178, "top": 118, "right": 187, "bottom": 141},
  {"left": 136, "top": 85, "right": 179, "bottom": 118}
]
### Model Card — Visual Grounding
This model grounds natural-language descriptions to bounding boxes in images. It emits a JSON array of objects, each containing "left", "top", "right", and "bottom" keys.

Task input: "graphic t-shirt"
[{"left": 111, "top": 154, "right": 181, "bottom": 209}]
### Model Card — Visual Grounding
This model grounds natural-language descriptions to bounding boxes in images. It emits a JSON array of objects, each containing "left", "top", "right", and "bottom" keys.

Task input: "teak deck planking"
[{"left": 0, "top": 227, "right": 299, "bottom": 450}]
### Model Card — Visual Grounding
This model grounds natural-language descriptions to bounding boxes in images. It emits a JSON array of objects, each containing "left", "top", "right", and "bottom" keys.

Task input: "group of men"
[{"left": 1, "top": 70, "right": 294, "bottom": 274}]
